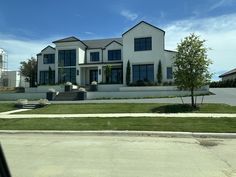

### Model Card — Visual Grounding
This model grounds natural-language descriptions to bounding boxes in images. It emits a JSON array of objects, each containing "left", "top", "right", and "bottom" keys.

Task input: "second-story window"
[
  {"left": 58, "top": 50, "right": 76, "bottom": 66},
  {"left": 90, "top": 52, "right": 100, "bottom": 62},
  {"left": 108, "top": 50, "right": 121, "bottom": 61},
  {"left": 134, "top": 37, "right": 152, "bottom": 51},
  {"left": 43, "top": 54, "right": 55, "bottom": 64}
]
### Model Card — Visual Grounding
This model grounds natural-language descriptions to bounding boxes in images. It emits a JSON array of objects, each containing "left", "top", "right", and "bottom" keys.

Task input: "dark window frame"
[
  {"left": 58, "top": 68, "right": 76, "bottom": 84},
  {"left": 90, "top": 52, "right": 100, "bottom": 62},
  {"left": 39, "top": 70, "right": 55, "bottom": 85},
  {"left": 58, "top": 49, "right": 76, "bottom": 67},
  {"left": 167, "top": 67, "right": 173, "bottom": 79},
  {"left": 108, "top": 50, "right": 121, "bottom": 61},
  {"left": 134, "top": 37, "right": 152, "bottom": 51},
  {"left": 43, "top": 54, "right": 55, "bottom": 64},
  {"left": 132, "top": 64, "right": 154, "bottom": 82}
]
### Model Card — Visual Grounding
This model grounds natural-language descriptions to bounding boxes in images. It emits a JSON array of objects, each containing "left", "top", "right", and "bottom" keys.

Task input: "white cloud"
[
  {"left": 120, "top": 10, "right": 138, "bottom": 21},
  {"left": 209, "top": 0, "right": 233, "bottom": 11},
  {"left": 162, "top": 13, "right": 236, "bottom": 80},
  {"left": 84, "top": 31, "right": 94, "bottom": 35},
  {"left": 0, "top": 35, "right": 55, "bottom": 70}
]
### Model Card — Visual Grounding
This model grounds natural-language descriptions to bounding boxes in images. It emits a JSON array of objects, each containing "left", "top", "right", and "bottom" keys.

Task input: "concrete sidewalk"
[{"left": 0, "top": 112, "right": 236, "bottom": 118}]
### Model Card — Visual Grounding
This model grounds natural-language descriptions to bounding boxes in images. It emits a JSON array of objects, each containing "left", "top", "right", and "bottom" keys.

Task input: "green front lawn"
[
  {"left": 18, "top": 103, "right": 236, "bottom": 114},
  {"left": 0, "top": 117, "right": 235, "bottom": 132},
  {"left": 0, "top": 103, "right": 17, "bottom": 113}
]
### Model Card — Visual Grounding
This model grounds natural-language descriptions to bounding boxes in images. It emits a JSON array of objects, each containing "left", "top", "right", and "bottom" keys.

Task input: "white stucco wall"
[
  {"left": 86, "top": 49, "right": 102, "bottom": 63},
  {"left": 122, "top": 22, "right": 176, "bottom": 85},
  {"left": 103, "top": 42, "right": 123, "bottom": 63}
]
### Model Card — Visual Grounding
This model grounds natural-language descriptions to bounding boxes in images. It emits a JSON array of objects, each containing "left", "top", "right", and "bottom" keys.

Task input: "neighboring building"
[
  {"left": 219, "top": 68, "right": 236, "bottom": 81},
  {"left": 0, "top": 48, "right": 7, "bottom": 81},
  {"left": 0, "top": 70, "right": 29, "bottom": 88},
  {"left": 37, "top": 21, "right": 176, "bottom": 86}
]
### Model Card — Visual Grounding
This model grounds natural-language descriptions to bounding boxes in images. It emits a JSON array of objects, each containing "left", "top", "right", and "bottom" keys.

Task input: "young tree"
[
  {"left": 20, "top": 57, "right": 37, "bottom": 87},
  {"left": 105, "top": 65, "right": 112, "bottom": 83},
  {"left": 174, "top": 34, "right": 212, "bottom": 107},
  {"left": 48, "top": 66, "right": 53, "bottom": 85},
  {"left": 126, "top": 60, "right": 131, "bottom": 85},
  {"left": 157, "top": 60, "right": 162, "bottom": 84}
]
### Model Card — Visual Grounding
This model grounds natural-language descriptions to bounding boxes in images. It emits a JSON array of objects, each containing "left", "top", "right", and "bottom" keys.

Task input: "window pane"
[
  {"left": 132, "top": 65, "right": 139, "bottom": 82},
  {"left": 147, "top": 65, "right": 154, "bottom": 81},
  {"left": 167, "top": 67, "right": 173, "bottom": 79},
  {"left": 140, "top": 65, "right": 147, "bottom": 81},
  {"left": 134, "top": 37, "right": 152, "bottom": 51},
  {"left": 90, "top": 52, "right": 99, "bottom": 61},
  {"left": 108, "top": 50, "right": 121, "bottom": 60}
]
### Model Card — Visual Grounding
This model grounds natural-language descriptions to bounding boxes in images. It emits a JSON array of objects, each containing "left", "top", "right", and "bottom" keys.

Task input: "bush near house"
[{"left": 210, "top": 79, "right": 236, "bottom": 88}]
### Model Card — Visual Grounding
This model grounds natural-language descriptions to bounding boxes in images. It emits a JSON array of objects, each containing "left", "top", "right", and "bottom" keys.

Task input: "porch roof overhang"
[{"left": 79, "top": 62, "right": 123, "bottom": 68}]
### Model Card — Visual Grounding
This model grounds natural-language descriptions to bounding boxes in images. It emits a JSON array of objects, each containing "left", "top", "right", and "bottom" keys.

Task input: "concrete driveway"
[{"left": 1, "top": 133, "right": 235, "bottom": 177}]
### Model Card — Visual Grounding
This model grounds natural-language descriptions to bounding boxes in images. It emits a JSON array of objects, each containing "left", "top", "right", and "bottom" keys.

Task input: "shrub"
[
  {"left": 15, "top": 99, "right": 28, "bottom": 107},
  {"left": 210, "top": 79, "right": 236, "bottom": 88},
  {"left": 38, "top": 99, "right": 50, "bottom": 107},
  {"left": 48, "top": 88, "right": 56, "bottom": 92},
  {"left": 79, "top": 87, "right": 86, "bottom": 92}
]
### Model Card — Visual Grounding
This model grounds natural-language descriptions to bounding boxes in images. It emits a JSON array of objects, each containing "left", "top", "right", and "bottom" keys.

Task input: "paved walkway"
[{"left": 0, "top": 112, "right": 236, "bottom": 118}]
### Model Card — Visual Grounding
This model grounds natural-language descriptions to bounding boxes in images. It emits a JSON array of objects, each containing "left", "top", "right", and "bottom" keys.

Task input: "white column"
[{"left": 98, "top": 65, "right": 103, "bottom": 83}]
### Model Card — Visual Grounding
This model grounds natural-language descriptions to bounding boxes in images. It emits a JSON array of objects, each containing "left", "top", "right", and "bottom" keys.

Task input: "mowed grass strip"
[
  {"left": 17, "top": 103, "right": 236, "bottom": 114},
  {"left": 0, "top": 103, "right": 17, "bottom": 113},
  {"left": 0, "top": 117, "right": 235, "bottom": 133}
]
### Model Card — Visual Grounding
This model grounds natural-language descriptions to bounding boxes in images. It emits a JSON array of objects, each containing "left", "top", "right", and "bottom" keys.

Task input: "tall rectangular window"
[
  {"left": 134, "top": 37, "right": 152, "bottom": 51},
  {"left": 110, "top": 68, "right": 123, "bottom": 84},
  {"left": 58, "top": 50, "right": 76, "bottom": 66},
  {"left": 90, "top": 52, "right": 100, "bottom": 62},
  {"left": 108, "top": 50, "right": 121, "bottom": 60},
  {"left": 132, "top": 64, "right": 154, "bottom": 82},
  {"left": 43, "top": 54, "right": 55, "bottom": 64},
  {"left": 58, "top": 68, "right": 76, "bottom": 84},
  {"left": 167, "top": 67, "right": 173, "bottom": 79},
  {"left": 39, "top": 71, "right": 55, "bottom": 85}
]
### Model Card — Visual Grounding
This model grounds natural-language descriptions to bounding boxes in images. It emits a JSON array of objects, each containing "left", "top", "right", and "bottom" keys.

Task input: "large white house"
[{"left": 37, "top": 21, "right": 176, "bottom": 87}]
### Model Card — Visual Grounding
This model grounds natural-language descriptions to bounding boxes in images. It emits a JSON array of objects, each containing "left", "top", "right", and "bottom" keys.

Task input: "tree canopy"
[
  {"left": 20, "top": 57, "right": 37, "bottom": 87},
  {"left": 174, "top": 34, "right": 212, "bottom": 107}
]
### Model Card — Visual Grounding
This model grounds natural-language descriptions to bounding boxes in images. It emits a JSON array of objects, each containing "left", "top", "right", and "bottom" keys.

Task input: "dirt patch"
[{"left": 197, "top": 139, "right": 219, "bottom": 147}]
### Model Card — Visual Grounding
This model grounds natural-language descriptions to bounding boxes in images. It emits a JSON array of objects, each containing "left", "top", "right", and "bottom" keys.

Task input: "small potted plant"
[
  {"left": 15, "top": 99, "right": 28, "bottom": 108},
  {"left": 46, "top": 88, "right": 56, "bottom": 101},
  {"left": 78, "top": 87, "right": 87, "bottom": 100},
  {"left": 65, "top": 82, "right": 73, "bottom": 92},
  {"left": 90, "top": 81, "right": 98, "bottom": 91}
]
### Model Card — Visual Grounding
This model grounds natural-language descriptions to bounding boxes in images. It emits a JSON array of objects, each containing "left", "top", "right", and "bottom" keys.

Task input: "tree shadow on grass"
[{"left": 151, "top": 104, "right": 200, "bottom": 113}]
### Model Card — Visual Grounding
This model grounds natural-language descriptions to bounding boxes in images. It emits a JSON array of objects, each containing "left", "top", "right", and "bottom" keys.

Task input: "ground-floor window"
[
  {"left": 110, "top": 68, "right": 123, "bottom": 84},
  {"left": 58, "top": 68, "right": 76, "bottom": 84},
  {"left": 39, "top": 71, "right": 55, "bottom": 85},
  {"left": 90, "top": 69, "right": 98, "bottom": 83},
  {"left": 167, "top": 67, "right": 173, "bottom": 79},
  {"left": 132, "top": 64, "right": 154, "bottom": 82}
]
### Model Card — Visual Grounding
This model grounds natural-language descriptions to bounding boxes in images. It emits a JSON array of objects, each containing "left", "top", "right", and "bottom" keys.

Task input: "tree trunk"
[{"left": 191, "top": 88, "right": 195, "bottom": 107}]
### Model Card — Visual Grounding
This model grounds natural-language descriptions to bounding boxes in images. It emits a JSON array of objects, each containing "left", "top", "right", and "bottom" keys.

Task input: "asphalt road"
[{"left": 1, "top": 133, "right": 236, "bottom": 177}]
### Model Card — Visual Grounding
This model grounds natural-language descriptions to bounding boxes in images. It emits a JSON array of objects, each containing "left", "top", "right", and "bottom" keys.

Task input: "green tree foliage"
[
  {"left": 174, "top": 34, "right": 212, "bottom": 107},
  {"left": 157, "top": 60, "right": 162, "bottom": 84},
  {"left": 20, "top": 57, "right": 37, "bottom": 87},
  {"left": 126, "top": 60, "right": 131, "bottom": 85},
  {"left": 105, "top": 65, "right": 112, "bottom": 83}
]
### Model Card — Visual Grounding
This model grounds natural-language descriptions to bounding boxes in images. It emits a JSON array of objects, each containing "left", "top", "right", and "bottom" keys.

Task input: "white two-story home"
[{"left": 37, "top": 21, "right": 176, "bottom": 87}]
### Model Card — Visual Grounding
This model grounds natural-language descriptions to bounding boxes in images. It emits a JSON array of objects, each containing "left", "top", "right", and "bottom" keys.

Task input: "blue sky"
[{"left": 1, "top": 0, "right": 236, "bottom": 80}]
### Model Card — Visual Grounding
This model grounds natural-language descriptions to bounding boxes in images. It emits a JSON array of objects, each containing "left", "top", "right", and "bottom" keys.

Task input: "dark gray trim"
[
  {"left": 37, "top": 53, "right": 42, "bottom": 56},
  {"left": 122, "top": 21, "right": 165, "bottom": 36},
  {"left": 53, "top": 36, "right": 88, "bottom": 47},
  {"left": 164, "top": 49, "right": 177, "bottom": 53},
  {"left": 79, "top": 61, "right": 123, "bottom": 66},
  {"left": 104, "top": 40, "right": 123, "bottom": 48},
  {"left": 41, "top": 45, "right": 55, "bottom": 52}
]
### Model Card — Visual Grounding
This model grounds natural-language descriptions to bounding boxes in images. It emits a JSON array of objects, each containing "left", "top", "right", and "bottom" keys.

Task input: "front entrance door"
[{"left": 90, "top": 70, "right": 98, "bottom": 84}]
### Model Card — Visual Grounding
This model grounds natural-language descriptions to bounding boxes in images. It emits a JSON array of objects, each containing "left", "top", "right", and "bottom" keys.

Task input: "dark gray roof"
[
  {"left": 82, "top": 38, "right": 122, "bottom": 49},
  {"left": 53, "top": 36, "right": 80, "bottom": 43},
  {"left": 219, "top": 68, "right": 236, "bottom": 78}
]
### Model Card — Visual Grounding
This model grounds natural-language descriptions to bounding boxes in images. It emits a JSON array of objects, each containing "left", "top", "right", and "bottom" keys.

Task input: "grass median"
[
  {"left": 0, "top": 117, "right": 235, "bottom": 133},
  {"left": 17, "top": 103, "right": 236, "bottom": 114},
  {"left": 0, "top": 103, "right": 16, "bottom": 113}
]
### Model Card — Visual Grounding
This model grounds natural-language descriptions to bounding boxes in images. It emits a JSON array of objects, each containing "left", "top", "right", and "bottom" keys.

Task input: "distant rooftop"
[{"left": 219, "top": 68, "right": 236, "bottom": 77}]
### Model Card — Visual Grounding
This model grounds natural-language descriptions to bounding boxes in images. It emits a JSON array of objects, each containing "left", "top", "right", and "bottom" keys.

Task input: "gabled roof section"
[
  {"left": 104, "top": 40, "right": 123, "bottom": 48},
  {"left": 219, "top": 68, "right": 236, "bottom": 78},
  {"left": 122, "top": 21, "right": 165, "bottom": 36},
  {"left": 52, "top": 36, "right": 88, "bottom": 47},
  {"left": 82, "top": 38, "right": 122, "bottom": 49},
  {"left": 53, "top": 36, "right": 80, "bottom": 43},
  {"left": 41, "top": 45, "right": 55, "bottom": 52}
]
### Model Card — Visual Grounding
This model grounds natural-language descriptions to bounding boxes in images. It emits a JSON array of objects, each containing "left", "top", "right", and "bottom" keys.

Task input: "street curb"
[{"left": 0, "top": 130, "right": 235, "bottom": 139}]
